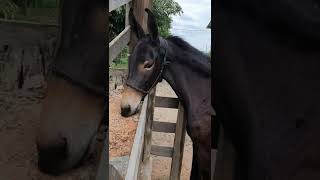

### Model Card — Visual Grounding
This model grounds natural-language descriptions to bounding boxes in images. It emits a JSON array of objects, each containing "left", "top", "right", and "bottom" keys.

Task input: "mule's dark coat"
[
  {"left": 215, "top": 0, "right": 320, "bottom": 179},
  {"left": 50, "top": 0, "right": 107, "bottom": 96},
  {"left": 126, "top": 9, "right": 212, "bottom": 179}
]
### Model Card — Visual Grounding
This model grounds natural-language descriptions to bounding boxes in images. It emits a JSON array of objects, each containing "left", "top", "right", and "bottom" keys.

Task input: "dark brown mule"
[
  {"left": 121, "top": 8, "right": 213, "bottom": 180},
  {"left": 36, "top": 0, "right": 107, "bottom": 175},
  {"left": 215, "top": 0, "right": 320, "bottom": 179}
]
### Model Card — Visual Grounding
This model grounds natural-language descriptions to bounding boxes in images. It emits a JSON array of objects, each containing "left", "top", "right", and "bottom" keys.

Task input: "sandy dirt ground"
[
  {"left": 109, "top": 81, "right": 192, "bottom": 180},
  {"left": 0, "top": 85, "right": 99, "bottom": 180},
  {"left": 109, "top": 88, "right": 138, "bottom": 158},
  {"left": 0, "top": 79, "right": 192, "bottom": 180}
]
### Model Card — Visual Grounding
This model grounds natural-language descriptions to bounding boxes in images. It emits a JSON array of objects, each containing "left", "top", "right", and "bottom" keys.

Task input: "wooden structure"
[
  {"left": 107, "top": 0, "right": 187, "bottom": 179},
  {"left": 125, "top": 88, "right": 186, "bottom": 180}
]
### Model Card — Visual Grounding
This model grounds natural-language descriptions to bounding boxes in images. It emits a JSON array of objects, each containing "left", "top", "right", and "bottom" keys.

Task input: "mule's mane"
[{"left": 166, "top": 36, "right": 211, "bottom": 77}]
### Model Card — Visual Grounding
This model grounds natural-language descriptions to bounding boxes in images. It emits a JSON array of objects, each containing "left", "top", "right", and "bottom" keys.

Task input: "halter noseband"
[{"left": 126, "top": 38, "right": 170, "bottom": 94}]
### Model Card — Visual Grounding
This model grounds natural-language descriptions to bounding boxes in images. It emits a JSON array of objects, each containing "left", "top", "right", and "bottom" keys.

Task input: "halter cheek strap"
[{"left": 126, "top": 38, "right": 170, "bottom": 94}]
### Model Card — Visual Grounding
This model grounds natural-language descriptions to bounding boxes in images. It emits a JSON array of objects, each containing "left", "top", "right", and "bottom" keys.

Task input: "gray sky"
[{"left": 170, "top": 0, "right": 211, "bottom": 53}]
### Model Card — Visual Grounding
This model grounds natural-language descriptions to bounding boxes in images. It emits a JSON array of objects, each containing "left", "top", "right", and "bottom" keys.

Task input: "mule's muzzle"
[
  {"left": 37, "top": 139, "right": 68, "bottom": 175},
  {"left": 121, "top": 105, "right": 131, "bottom": 117}
]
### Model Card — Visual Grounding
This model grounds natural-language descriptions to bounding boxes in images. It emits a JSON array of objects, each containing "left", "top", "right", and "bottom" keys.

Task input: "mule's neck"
[{"left": 162, "top": 40, "right": 211, "bottom": 118}]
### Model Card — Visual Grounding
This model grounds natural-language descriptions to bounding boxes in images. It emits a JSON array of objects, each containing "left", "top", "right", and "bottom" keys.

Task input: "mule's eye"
[{"left": 144, "top": 60, "right": 154, "bottom": 69}]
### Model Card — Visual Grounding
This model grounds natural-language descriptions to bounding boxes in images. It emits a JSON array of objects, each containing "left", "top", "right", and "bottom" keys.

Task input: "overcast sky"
[{"left": 170, "top": 0, "right": 211, "bottom": 53}]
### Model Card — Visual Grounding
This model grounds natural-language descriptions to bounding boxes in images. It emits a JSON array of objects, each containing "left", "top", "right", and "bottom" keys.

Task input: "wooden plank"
[
  {"left": 125, "top": 95, "right": 149, "bottom": 180},
  {"left": 141, "top": 87, "right": 156, "bottom": 180},
  {"left": 109, "top": 26, "right": 130, "bottom": 64},
  {"left": 109, "top": 0, "right": 132, "bottom": 12},
  {"left": 151, "top": 145, "right": 174, "bottom": 158},
  {"left": 109, "top": 164, "right": 123, "bottom": 180},
  {"left": 95, "top": 132, "right": 109, "bottom": 180},
  {"left": 0, "top": 18, "right": 59, "bottom": 27},
  {"left": 129, "top": 0, "right": 151, "bottom": 51},
  {"left": 169, "top": 104, "right": 187, "bottom": 180},
  {"left": 125, "top": 2, "right": 131, "bottom": 27},
  {"left": 152, "top": 121, "right": 176, "bottom": 133},
  {"left": 155, "top": 96, "right": 179, "bottom": 108}
]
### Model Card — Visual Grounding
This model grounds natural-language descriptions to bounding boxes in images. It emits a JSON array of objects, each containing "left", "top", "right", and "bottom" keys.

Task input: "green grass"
[
  {"left": 15, "top": 7, "right": 58, "bottom": 23},
  {"left": 110, "top": 47, "right": 129, "bottom": 69},
  {"left": 110, "top": 56, "right": 128, "bottom": 69},
  {"left": 1, "top": 6, "right": 59, "bottom": 24}
]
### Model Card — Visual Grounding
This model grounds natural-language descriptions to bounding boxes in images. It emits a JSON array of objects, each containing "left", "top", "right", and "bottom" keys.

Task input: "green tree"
[
  {"left": 0, "top": 0, "right": 19, "bottom": 19},
  {"left": 109, "top": 7, "right": 125, "bottom": 42},
  {"left": 152, "top": 0, "right": 182, "bottom": 37},
  {"left": 109, "top": 0, "right": 182, "bottom": 41}
]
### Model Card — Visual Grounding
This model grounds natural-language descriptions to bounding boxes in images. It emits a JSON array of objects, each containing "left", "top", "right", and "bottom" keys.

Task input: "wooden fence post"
[
  {"left": 169, "top": 104, "right": 186, "bottom": 180},
  {"left": 141, "top": 87, "right": 156, "bottom": 179},
  {"left": 129, "top": 0, "right": 151, "bottom": 53}
]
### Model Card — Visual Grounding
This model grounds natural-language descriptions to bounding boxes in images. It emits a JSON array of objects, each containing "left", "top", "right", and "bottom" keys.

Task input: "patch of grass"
[
  {"left": 14, "top": 7, "right": 58, "bottom": 23},
  {"left": 110, "top": 47, "right": 129, "bottom": 69},
  {"left": 110, "top": 56, "right": 128, "bottom": 69},
  {"left": 0, "top": 0, "right": 19, "bottom": 19}
]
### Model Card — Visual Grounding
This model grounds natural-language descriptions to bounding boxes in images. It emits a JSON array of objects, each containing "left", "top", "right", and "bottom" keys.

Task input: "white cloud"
[{"left": 170, "top": 0, "right": 211, "bottom": 52}]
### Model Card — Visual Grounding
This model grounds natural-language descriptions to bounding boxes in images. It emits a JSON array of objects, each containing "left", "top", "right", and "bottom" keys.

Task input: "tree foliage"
[
  {"left": 109, "top": 0, "right": 182, "bottom": 41},
  {"left": 0, "top": 0, "right": 19, "bottom": 19},
  {"left": 152, "top": 0, "right": 182, "bottom": 37},
  {"left": 109, "top": 7, "right": 126, "bottom": 42}
]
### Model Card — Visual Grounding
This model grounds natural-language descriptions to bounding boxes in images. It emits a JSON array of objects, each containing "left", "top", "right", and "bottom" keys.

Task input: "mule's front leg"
[
  {"left": 198, "top": 141, "right": 211, "bottom": 179},
  {"left": 189, "top": 117, "right": 211, "bottom": 180},
  {"left": 190, "top": 143, "right": 200, "bottom": 180}
]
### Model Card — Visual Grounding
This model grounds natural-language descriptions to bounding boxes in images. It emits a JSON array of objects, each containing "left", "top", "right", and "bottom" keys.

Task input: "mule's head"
[
  {"left": 36, "top": 1, "right": 107, "bottom": 175},
  {"left": 121, "top": 8, "right": 166, "bottom": 117}
]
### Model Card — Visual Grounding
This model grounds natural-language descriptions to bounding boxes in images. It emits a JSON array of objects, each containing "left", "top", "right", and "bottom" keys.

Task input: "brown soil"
[
  {"left": 109, "top": 81, "right": 192, "bottom": 180},
  {"left": 0, "top": 80, "right": 192, "bottom": 180},
  {"left": 109, "top": 88, "right": 138, "bottom": 158},
  {"left": 0, "top": 85, "right": 98, "bottom": 180}
]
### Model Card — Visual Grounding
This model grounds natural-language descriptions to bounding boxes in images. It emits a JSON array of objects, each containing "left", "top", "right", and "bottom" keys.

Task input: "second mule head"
[{"left": 121, "top": 8, "right": 168, "bottom": 117}]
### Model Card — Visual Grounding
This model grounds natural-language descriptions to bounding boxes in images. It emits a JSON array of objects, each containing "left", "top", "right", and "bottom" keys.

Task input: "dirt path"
[
  {"left": 109, "top": 81, "right": 192, "bottom": 180},
  {"left": 0, "top": 79, "right": 192, "bottom": 180},
  {"left": 0, "top": 85, "right": 98, "bottom": 180},
  {"left": 109, "top": 88, "right": 138, "bottom": 158}
]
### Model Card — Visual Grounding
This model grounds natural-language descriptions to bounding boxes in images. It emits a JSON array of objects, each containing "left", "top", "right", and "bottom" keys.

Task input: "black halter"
[
  {"left": 126, "top": 38, "right": 170, "bottom": 94},
  {"left": 49, "top": 64, "right": 106, "bottom": 96},
  {"left": 48, "top": 41, "right": 107, "bottom": 97}
]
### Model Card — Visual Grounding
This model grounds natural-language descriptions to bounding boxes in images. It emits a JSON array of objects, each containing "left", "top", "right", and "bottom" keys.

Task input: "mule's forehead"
[{"left": 132, "top": 39, "right": 157, "bottom": 61}]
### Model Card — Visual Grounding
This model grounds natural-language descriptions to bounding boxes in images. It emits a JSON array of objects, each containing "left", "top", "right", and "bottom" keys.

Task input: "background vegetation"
[
  {"left": 0, "top": 0, "right": 59, "bottom": 23},
  {"left": 0, "top": 0, "right": 187, "bottom": 69},
  {"left": 109, "top": 0, "right": 182, "bottom": 69}
]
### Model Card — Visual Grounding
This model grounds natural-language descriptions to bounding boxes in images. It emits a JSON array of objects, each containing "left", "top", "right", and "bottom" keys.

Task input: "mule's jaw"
[
  {"left": 37, "top": 76, "right": 104, "bottom": 175},
  {"left": 36, "top": 135, "right": 96, "bottom": 175}
]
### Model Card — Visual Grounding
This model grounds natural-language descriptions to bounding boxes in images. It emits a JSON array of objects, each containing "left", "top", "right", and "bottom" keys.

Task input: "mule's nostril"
[
  {"left": 121, "top": 105, "right": 131, "bottom": 117},
  {"left": 37, "top": 139, "right": 68, "bottom": 175}
]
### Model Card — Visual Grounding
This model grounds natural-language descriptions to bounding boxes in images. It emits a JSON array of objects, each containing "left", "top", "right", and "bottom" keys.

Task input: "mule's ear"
[
  {"left": 129, "top": 8, "right": 145, "bottom": 39},
  {"left": 145, "top": 8, "right": 159, "bottom": 43}
]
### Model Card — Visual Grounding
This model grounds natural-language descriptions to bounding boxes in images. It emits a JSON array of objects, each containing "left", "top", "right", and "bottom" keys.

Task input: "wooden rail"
[
  {"left": 124, "top": 85, "right": 186, "bottom": 180},
  {"left": 0, "top": 18, "right": 59, "bottom": 27},
  {"left": 108, "top": 0, "right": 132, "bottom": 65},
  {"left": 124, "top": 91, "right": 186, "bottom": 180},
  {"left": 108, "top": 0, "right": 188, "bottom": 179},
  {"left": 125, "top": 95, "right": 149, "bottom": 180},
  {"left": 109, "top": 0, "right": 132, "bottom": 12},
  {"left": 109, "top": 26, "right": 131, "bottom": 64}
]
